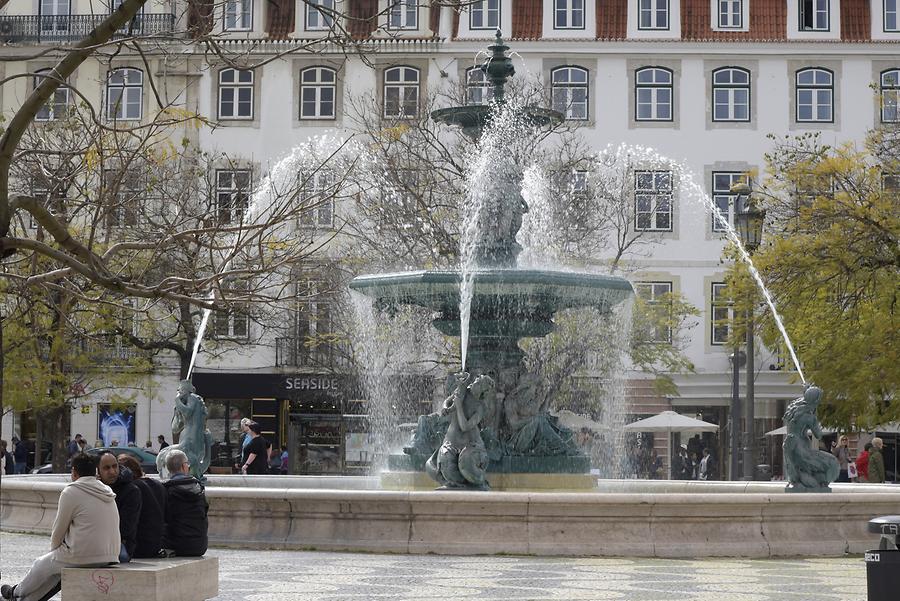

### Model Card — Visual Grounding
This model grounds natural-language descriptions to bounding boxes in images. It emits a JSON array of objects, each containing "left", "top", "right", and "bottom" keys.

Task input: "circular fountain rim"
[{"left": 349, "top": 268, "right": 634, "bottom": 292}]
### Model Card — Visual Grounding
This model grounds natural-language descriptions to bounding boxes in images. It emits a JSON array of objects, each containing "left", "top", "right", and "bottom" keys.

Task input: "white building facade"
[{"left": 1, "top": 0, "right": 897, "bottom": 475}]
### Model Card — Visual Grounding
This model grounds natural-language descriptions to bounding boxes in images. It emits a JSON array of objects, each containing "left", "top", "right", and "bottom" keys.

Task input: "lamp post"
[
  {"left": 729, "top": 349, "right": 746, "bottom": 480},
  {"left": 730, "top": 181, "right": 767, "bottom": 481}
]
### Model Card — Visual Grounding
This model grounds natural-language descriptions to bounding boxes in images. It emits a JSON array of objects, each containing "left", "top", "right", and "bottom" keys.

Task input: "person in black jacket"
[
  {"left": 161, "top": 449, "right": 208, "bottom": 557},
  {"left": 117, "top": 454, "right": 166, "bottom": 558},
  {"left": 98, "top": 452, "right": 142, "bottom": 563}
]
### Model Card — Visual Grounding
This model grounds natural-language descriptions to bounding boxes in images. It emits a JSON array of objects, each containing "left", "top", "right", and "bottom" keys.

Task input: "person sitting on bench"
[{"left": 160, "top": 450, "right": 209, "bottom": 557}]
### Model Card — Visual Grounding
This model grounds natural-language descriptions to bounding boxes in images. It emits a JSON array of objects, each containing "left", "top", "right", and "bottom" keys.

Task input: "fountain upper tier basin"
[{"left": 349, "top": 269, "right": 633, "bottom": 337}]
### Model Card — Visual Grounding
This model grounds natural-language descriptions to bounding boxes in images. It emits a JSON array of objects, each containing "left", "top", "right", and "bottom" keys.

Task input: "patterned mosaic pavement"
[{"left": 0, "top": 531, "right": 867, "bottom": 600}]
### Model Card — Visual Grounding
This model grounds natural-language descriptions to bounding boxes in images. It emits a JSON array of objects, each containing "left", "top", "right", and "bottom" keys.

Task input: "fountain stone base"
[{"left": 381, "top": 470, "right": 596, "bottom": 491}]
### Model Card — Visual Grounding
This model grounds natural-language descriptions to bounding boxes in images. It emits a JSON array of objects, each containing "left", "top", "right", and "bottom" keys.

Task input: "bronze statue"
[
  {"left": 783, "top": 386, "right": 839, "bottom": 492},
  {"left": 426, "top": 372, "right": 495, "bottom": 489},
  {"left": 156, "top": 380, "right": 213, "bottom": 481}
]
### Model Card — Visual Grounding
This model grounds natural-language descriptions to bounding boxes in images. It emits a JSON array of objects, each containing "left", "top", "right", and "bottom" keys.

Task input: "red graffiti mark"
[{"left": 91, "top": 570, "right": 115, "bottom": 594}]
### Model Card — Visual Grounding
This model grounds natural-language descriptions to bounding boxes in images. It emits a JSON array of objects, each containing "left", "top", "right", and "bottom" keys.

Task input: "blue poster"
[{"left": 97, "top": 405, "right": 136, "bottom": 447}]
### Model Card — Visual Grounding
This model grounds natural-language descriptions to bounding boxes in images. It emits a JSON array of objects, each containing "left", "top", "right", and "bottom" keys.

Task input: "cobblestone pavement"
[{"left": 0, "top": 532, "right": 866, "bottom": 601}]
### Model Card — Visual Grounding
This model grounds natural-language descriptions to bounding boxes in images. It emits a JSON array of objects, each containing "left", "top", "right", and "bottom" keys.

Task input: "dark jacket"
[
  {"left": 132, "top": 477, "right": 167, "bottom": 558},
  {"left": 162, "top": 474, "right": 209, "bottom": 556},
  {"left": 869, "top": 448, "right": 886, "bottom": 483},
  {"left": 111, "top": 467, "right": 143, "bottom": 559}
]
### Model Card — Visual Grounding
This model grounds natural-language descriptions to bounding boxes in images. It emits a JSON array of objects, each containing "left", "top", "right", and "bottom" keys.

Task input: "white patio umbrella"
[{"left": 623, "top": 411, "right": 719, "bottom": 479}]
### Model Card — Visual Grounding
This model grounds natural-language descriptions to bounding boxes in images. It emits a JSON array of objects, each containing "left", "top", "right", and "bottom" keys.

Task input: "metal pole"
[
  {"left": 742, "top": 307, "right": 756, "bottom": 481},
  {"left": 729, "top": 349, "right": 742, "bottom": 480}
]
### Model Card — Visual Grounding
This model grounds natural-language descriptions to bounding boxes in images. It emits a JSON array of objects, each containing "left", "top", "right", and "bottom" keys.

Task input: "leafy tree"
[{"left": 724, "top": 131, "right": 899, "bottom": 429}]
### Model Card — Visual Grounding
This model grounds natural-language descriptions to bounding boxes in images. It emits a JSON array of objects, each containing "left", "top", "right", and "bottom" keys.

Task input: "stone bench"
[{"left": 60, "top": 557, "right": 218, "bottom": 601}]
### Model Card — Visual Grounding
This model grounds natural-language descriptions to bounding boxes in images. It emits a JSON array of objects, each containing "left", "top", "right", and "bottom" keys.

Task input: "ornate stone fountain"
[{"left": 349, "top": 33, "right": 633, "bottom": 489}]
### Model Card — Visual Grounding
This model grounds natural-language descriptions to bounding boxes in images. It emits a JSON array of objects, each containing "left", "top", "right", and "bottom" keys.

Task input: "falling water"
[{"left": 185, "top": 136, "right": 358, "bottom": 379}]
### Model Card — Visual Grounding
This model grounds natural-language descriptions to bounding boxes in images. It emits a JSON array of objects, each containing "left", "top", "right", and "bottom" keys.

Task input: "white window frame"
[
  {"left": 882, "top": 172, "right": 900, "bottom": 191},
  {"left": 40, "top": 0, "right": 70, "bottom": 35},
  {"left": 718, "top": 0, "right": 742, "bottom": 28},
  {"left": 106, "top": 68, "right": 143, "bottom": 121},
  {"left": 795, "top": 68, "right": 833, "bottom": 123},
  {"left": 214, "top": 280, "right": 250, "bottom": 340},
  {"left": 383, "top": 66, "right": 419, "bottom": 119},
  {"left": 634, "top": 281, "right": 674, "bottom": 344},
  {"left": 634, "top": 170, "right": 673, "bottom": 232},
  {"left": 34, "top": 69, "right": 69, "bottom": 122},
  {"left": 470, "top": 0, "right": 501, "bottom": 30},
  {"left": 887, "top": 0, "right": 899, "bottom": 32},
  {"left": 295, "top": 274, "right": 336, "bottom": 365},
  {"left": 638, "top": 0, "right": 669, "bottom": 30},
  {"left": 635, "top": 67, "right": 673, "bottom": 122},
  {"left": 388, "top": 0, "right": 418, "bottom": 30},
  {"left": 711, "top": 282, "right": 732, "bottom": 345},
  {"left": 554, "top": 0, "right": 585, "bottom": 29},
  {"left": 299, "top": 170, "right": 335, "bottom": 228},
  {"left": 215, "top": 169, "right": 251, "bottom": 224},
  {"left": 799, "top": 0, "right": 829, "bottom": 31},
  {"left": 712, "top": 67, "right": 750, "bottom": 122},
  {"left": 300, "top": 67, "right": 337, "bottom": 120},
  {"left": 305, "top": 0, "right": 334, "bottom": 31},
  {"left": 218, "top": 68, "right": 254, "bottom": 120},
  {"left": 466, "top": 68, "right": 493, "bottom": 106},
  {"left": 551, "top": 66, "right": 589, "bottom": 121},
  {"left": 880, "top": 69, "right": 900, "bottom": 123},
  {"left": 224, "top": 0, "right": 253, "bottom": 31},
  {"left": 711, "top": 172, "right": 747, "bottom": 233}
]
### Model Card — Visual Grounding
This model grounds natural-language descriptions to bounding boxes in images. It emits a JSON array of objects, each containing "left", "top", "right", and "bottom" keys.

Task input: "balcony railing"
[
  {"left": 0, "top": 14, "right": 176, "bottom": 44},
  {"left": 276, "top": 337, "right": 350, "bottom": 369}
]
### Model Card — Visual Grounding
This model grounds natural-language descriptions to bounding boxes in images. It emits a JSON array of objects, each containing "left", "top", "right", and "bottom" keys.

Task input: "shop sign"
[{"left": 283, "top": 376, "right": 341, "bottom": 392}]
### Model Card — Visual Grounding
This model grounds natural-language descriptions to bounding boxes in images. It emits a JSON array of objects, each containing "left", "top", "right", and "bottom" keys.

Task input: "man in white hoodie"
[{"left": 1, "top": 453, "right": 120, "bottom": 601}]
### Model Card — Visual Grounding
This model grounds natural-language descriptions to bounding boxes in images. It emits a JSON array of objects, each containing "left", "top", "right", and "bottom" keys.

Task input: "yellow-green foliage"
[{"left": 725, "top": 134, "right": 899, "bottom": 428}]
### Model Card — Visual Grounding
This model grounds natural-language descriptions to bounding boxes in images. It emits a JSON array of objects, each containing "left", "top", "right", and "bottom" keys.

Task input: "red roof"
[
  {"left": 681, "top": 0, "right": 787, "bottom": 41},
  {"left": 266, "top": 0, "right": 295, "bottom": 39},
  {"left": 597, "top": 0, "right": 628, "bottom": 40},
  {"left": 512, "top": 0, "right": 543, "bottom": 39},
  {"left": 840, "top": 0, "right": 871, "bottom": 41}
]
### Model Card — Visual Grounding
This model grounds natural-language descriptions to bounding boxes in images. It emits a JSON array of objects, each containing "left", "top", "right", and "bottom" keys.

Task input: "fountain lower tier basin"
[
  {"left": 348, "top": 269, "right": 634, "bottom": 330},
  {"left": 4, "top": 475, "right": 898, "bottom": 558}
]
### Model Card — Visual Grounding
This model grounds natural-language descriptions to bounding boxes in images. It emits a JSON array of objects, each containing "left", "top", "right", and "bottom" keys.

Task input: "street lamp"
[
  {"left": 729, "top": 349, "right": 746, "bottom": 480},
  {"left": 730, "top": 181, "right": 767, "bottom": 480}
]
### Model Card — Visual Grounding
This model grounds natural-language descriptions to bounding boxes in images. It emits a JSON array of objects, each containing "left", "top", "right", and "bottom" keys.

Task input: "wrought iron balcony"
[
  {"left": 275, "top": 337, "right": 350, "bottom": 369},
  {"left": 0, "top": 14, "right": 176, "bottom": 44}
]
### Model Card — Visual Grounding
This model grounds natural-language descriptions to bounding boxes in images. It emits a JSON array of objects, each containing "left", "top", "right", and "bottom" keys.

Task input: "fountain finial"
[{"left": 481, "top": 30, "right": 514, "bottom": 103}]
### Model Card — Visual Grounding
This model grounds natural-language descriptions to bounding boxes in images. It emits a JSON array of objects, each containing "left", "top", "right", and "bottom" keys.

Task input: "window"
[
  {"left": 106, "top": 68, "right": 143, "bottom": 121},
  {"left": 389, "top": 0, "right": 418, "bottom": 29},
  {"left": 635, "top": 67, "right": 673, "bottom": 121},
  {"left": 887, "top": 0, "right": 899, "bottom": 31},
  {"left": 470, "top": 0, "right": 500, "bottom": 29},
  {"left": 218, "top": 68, "right": 254, "bottom": 120},
  {"left": 555, "top": 0, "right": 585, "bottom": 29},
  {"left": 296, "top": 274, "right": 336, "bottom": 366},
  {"left": 300, "top": 67, "right": 336, "bottom": 119},
  {"left": 880, "top": 69, "right": 900, "bottom": 123},
  {"left": 225, "top": 0, "right": 253, "bottom": 31},
  {"left": 214, "top": 280, "right": 250, "bottom": 339},
  {"left": 34, "top": 69, "right": 69, "bottom": 121},
  {"left": 299, "top": 170, "right": 335, "bottom": 228},
  {"left": 883, "top": 173, "right": 900, "bottom": 191},
  {"left": 711, "top": 282, "right": 732, "bottom": 345},
  {"left": 305, "top": 0, "right": 334, "bottom": 30},
  {"left": 634, "top": 282, "right": 673, "bottom": 343},
  {"left": 383, "top": 66, "right": 419, "bottom": 118},
  {"left": 718, "top": 0, "right": 742, "bottom": 28},
  {"left": 215, "top": 169, "right": 251, "bottom": 224},
  {"left": 712, "top": 67, "right": 750, "bottom": 122},
  {"left": 634, "top": 170, "right": 673, "bottom": 231},
  {"left": 799, "top": 0, "right": 829, "bottom": 31},
  {"left": 551, "top": 67, "right": 589, "bottom": 120},
  {"left": 40, "top": 0, "right": 70, "bottom": 36},
  {"left": 711, "top": 172, "right": 748, "bottom": 232},
  {"left": 795, "top": 68, "right": 833, "bottom": 123},
  {"left": 466, "top": 68, "right": 493, "bottom": 106},
  {"left": 638, "top": 0, "right": 669, "bottom": 29},
  {"left": 103, "top": 169, "right": 141, "bottom": 228}
]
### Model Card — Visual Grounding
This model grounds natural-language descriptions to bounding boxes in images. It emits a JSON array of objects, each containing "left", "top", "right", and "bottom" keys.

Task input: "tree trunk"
[{"left": 50, "top": 403, "right": 69, "bottom": 472}]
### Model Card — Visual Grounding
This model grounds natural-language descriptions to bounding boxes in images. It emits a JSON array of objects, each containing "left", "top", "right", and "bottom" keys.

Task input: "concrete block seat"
[{"left": 60, "top": 557, "right": 218, "bottom": 601}]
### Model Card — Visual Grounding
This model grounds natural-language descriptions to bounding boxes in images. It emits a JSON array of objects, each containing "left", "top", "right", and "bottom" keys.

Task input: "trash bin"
[{"left": 866, "top": 515, "right": 900, "bottom": 601}]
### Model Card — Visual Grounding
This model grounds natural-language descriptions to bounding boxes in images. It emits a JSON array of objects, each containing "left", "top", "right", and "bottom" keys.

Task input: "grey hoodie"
[{"left": 50, "top": 476, "right": 121, "bottom": 565}]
